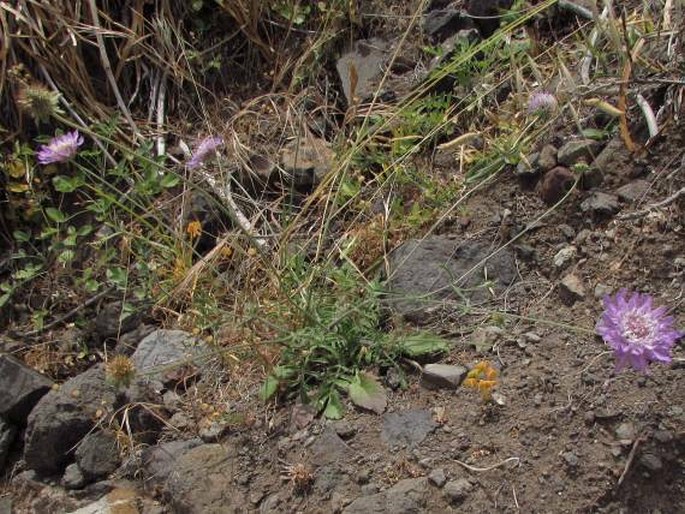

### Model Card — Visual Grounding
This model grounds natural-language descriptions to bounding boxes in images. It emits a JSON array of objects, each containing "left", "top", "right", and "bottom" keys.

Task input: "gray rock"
[
  {"left": 558, "top": 223, "right": 575, "bottom": 239},
  {"left": 23, "top": 365, "right": 117, "bottom": 476},
  {"left": 343, "top": 478, "right": 429, "bottom": 514},
  {"left": 309, "top": 427, "right": 350, "bottom": 466},
  {"left": 591, "top": 137, "right": 627, "bottom": 174},
  {"left": 278, "top": 134, "right": 334, "bottom": 188},
  {"left": 557, "top": 139, "right": 602, "bottom": 166},
  {"left": 444, "top": 478, "right": 473, "bottom": 504},
  {"left": 423, "top": 9, "right": 471, "bottom": 42},
  {"left": 94, "top": 301, "right": 145, "bottom": 340},
  {"left": 0, "top": 353, "right": 53, "bottom": 425},
  {"left": 639, "top": 453, "right": 663, "bottom": 472},
  {"left": 559, "top": 273, "right": 585, "bottom": 306},
  {"left": 553, "top": 246, "right": 577, "bottom": 268},
  {"left": 470, "top": 326, "right": 503, "bottom": 352},
  {"left": 580, "top": 165, "right": 604, "bottom": 189},
  {"left": 616, "top": 180, "right": 649, "bottom": 202},
  {"left": 562, "top": 451, "right": 579, "bottom": 468},
  {"left": 336, "top": 39, "right": 391, "bottom": 105},
  {"left": 142, "top": 438, "right": 203, "bottom": 487},
  {"left": 385, "top": 236, "right": 516, "bottom": 321},
  {"left": 75, "top": 431, "right": 120, "bottom": 481},
  {"left": 0, "top": 496, "right": 10, "bottom": 514},
  {"left": 615, "top": 422, "right": 636, "bottom": 442},
  {"left": 61, "top": 463, "right": 86, "bottom": 490},
  {"left": 164, "top": 443, "right": 247, "bottom": 514},
  {"left": 420, "top": 364, "right": 467, "bottom": 390},
  {"left": 381, "top": 409, "right": 437, "bottom": 448},
  {"left": 331, "top": 420, "right": 357, "bottom": 439},
  {"left": 428, "top": 467, "right": 447, "bottom": 488},
  {"left": 537, "top": 144, "right": 558, "bottom": 171},
  {"left": 580, "top": 192, "right": 620, "bottom": 216},
  {"left": 0, "top": 416, "right": 17, "bottom": 472},
  {"left": 131, "top": 330, "right": 203, "bottom": 390}
]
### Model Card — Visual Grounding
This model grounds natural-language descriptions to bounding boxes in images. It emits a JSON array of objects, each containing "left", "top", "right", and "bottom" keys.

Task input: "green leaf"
[
  {"left": 77, "top": 224, "right": 93, "bottom": 236},
  {"left": 160, "top": 173, "right": 180, "bottom": 188},
  {"left": 106, "top": 267, "right": 128, "bottom": 288},
  {"left": 347, "top": 372, "right": 386, "bottom": 415},
  {"left": 52, "top": 175, "right": 81, "bottom": 193},
  {"left": 45, "top": 207, "right": 66, "bottom": 223},
  {"left": 397, "top": 332, "right": 450, "bottom": 357},
  {"left": 260, "top": 375, "right": 279, "bottom": 402},
  {"left": 322, "top": 389, "right": 344, "bottom": 419},
  {"left": 0, "top": 292, "right": 10, "bottom": 308},
  {"left": 13, "top": 230, "right": 30, "bottom": 243},
  {"left": 57, "top": 249, "right": 75, "bottom": 264},
  {"left": 14, "top": 263, "right": 42, "bottom": 281}
]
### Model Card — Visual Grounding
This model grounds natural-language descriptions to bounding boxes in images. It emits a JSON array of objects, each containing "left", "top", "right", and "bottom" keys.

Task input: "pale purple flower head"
[
  {"left": 527, "top": 91, "right": 558, "bottom": 115},
  {"left": 37, "top": 130, "right": 84, "bottom": 164},
  {"left": 186, "top": 136, "right": 223, "bottom": 169},
  {"left": 596, "top": 289, "right": 683, "bottom": 372}
]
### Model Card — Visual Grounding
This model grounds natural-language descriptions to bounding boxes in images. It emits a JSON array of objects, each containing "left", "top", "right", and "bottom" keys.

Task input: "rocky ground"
[{"left": 1, "top": 0, "right": 684, "bottom": 513}]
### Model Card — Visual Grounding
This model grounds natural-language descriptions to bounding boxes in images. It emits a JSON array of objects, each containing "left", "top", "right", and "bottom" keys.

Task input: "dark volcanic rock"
[
  {"left": 23, "top": 365, "right": 117, "bottom": 476},
  {"left": 424, "top": 9, "right": 472, "bottom": 42},
  {"left": 336, "top": 38, "right": 391, "bottom": 105},
  {"left": 0, "top": 416, "right": 17, "bottom": 472},
  {"left": 164, "top": 443, "right": 247, "bottom": 514},
  {"left": 381, "top": 409, "right": 437, "bottom": 448},
  {"left": 343, "top": 477, "right": 429, "bottom": 514},
  {"left": 0, "top": 353, "right": 53, "bottom": 425},
  {"left": 538, "top": 166, "right": 576, "bottom": 205},
  {"left": 75, "top": 430, "right": 121, "bottom": 481},
  {"left": 385, "top": 236, "right": 516, "bottom": 321},
  {"left": 467, "top": 0, "right": 514, "bottom": 38},
  {"left": 142, "top": 438, "right": 204, "bottom": 489}
]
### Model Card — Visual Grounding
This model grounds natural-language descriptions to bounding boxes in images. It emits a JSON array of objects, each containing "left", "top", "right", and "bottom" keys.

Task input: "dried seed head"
[
  {"left": 106, "top": 355, "right": 136, "bottom": 388},
  {"left": 17, "top": 83, "right": 63, "bottom": 123}
]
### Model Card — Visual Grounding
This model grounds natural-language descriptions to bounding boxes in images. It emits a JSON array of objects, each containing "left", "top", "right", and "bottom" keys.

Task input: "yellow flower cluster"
[
  {"left": 186, "top": 220, "right": 202, "bottom": 239},
  {"left": 463, "top": 360, "right": 498, "bottom": 401}
]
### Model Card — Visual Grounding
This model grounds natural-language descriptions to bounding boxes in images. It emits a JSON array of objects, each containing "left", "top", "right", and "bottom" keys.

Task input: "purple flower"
[
  {"left": 596, "top": 289, "right": 683, "bottom": 372},
  {"left": 527, "top": 91, "right": 558, "bottom": 115},
  {"left": 186, "top": 136, "right": 223, "bottom": 169},
  {"left": 37, "top": 130, "right": 84, "bottom": 164}
]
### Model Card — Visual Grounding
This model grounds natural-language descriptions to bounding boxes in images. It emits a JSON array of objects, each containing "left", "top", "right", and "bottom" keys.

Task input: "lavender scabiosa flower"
[
  {"left": 527, "top": 91, "right": 558, "bottom": 116},
  {"left": 186, "top": 136, "right": 223, "bottom": 169},
  {"left": 37, "top": 130, "right": 84, "bottom": 164},
  {"left": 596, "top": 289, "right": 683, "bottom": 372}
]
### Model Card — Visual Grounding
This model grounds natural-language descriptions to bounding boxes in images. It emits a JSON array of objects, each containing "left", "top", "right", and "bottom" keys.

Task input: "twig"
[
  {"left": 616, "top": 186, "right": 685, "bottom": 220},
  {"left": 155, "top": 70, "right": 168, "bottom": 158},
  {"left": 86, "top": 0, "right": 139, "bottom": 138},
  {"left": 11, "top": 286, "right": 115, "bottom": 339},
  {"left": 617, "top": 436, "right": 644, "bottom": 488},
  {"left": 195, "top": 169, "right": 267, "bottom": 248},
  {"left": 454, "top": 457, "right": 520, "bottom": 472},
  {"left": 512, "top": 484, "right": 519, "bottom": 510}
]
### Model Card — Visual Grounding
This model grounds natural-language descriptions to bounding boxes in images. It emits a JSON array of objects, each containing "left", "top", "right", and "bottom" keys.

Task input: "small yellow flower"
[
  {"left": 186, "top": 220, "right": 202, "bottom": 239},
  {"left": 463, "top": 360, "right": 499, "bottom": 402}
]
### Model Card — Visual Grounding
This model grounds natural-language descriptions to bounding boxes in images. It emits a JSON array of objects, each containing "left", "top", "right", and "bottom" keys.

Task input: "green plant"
[{"left": 260, "top": 259, "right": 450, "bottom": 418}]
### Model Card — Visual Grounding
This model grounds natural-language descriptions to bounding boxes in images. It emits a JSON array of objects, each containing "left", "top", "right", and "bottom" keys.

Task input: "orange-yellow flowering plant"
[{"left": 463, "top": 360, "right": 498, "bottom": 401}]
